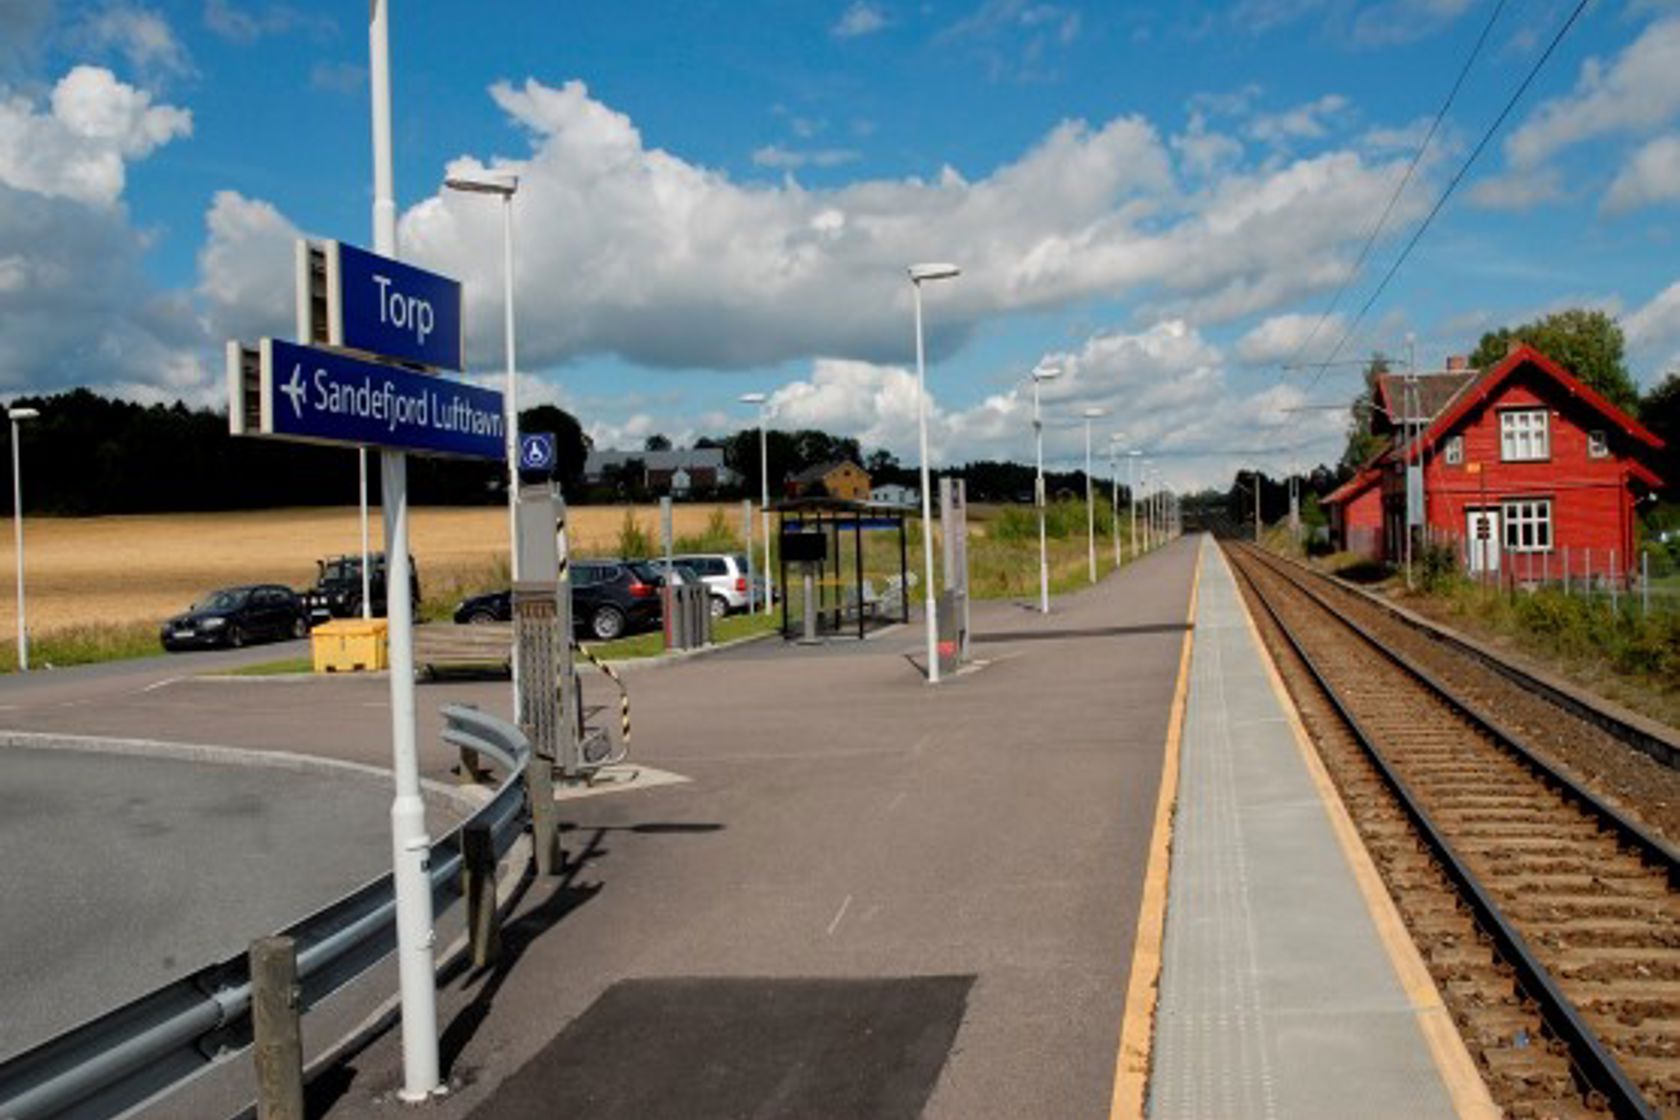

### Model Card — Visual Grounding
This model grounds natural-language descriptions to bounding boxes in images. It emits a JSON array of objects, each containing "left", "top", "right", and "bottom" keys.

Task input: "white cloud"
[
  {"left": 1248, "top": 94, "right": 1350, "bottom": 145},
  {"left": 940, "top": 0, "right": 1082, "bottom": 80},
  {"left": 1604, "top": 133, "right": 1680, "bottom": 214},
  {"left": 197, "top": 190, "right": 302, "bottom": 344},
  {"left": 831, "top": 2, "right": 888, "bottom": 39},
  {"left": 1235, "top": 312, "right": 1346, "bottom": 365},
  {"left": 1348, "top": 0, "right": 1474, "bottom": 47},
  {"left": 751, "top": 145, "right": 861, "bottom": 170},
  {"left": 75, "top": 4, "right": 191, "bottom": 81},
  {"left": 1467, "top": 166, "right": 1566, "bottom": 211},
  {"left": 0, "top": 66, "right": 191, "bottom": 206},
  {"left": 1625, "top": 279, "right": 1680, "bottom": 358},
  {"left": 203, "top": 0, "right": 332, "bottom": 43},
  {"left": 178, "top": 76, "right": 1432, "bottom": 411},
  {"left": 1504, "top": 16, "right": 1680, "bottom": 170},
  {"left": 753, "top": 320, "right": 1346, "bottom": 487}
]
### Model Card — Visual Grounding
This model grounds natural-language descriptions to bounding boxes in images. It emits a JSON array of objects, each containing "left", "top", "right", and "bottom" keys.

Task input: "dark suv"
[
  {"left": 303, "top": 553, "right": 422, "bottom": 622},
  {"left": 452, "top": 559, "right": 663, "bottom": 641}
]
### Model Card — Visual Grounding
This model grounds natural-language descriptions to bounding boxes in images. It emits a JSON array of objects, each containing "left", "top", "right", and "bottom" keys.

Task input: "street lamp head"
[
  {"left": 739, "top": 392, "right": 767, "bottom": 405},
  {"left": 1081, "top": 407, "right": 1106, "bottom": 419},
  {"left": 8, "top": 408, "right": 39, "bottom": 422},
  {"left": 444, "top": 172, "right": 519, "bottom": 197},
  {"left": 908, "top": 262, "right": 961, "bottom": 284},
  {"left": 1031, "top": 362, "right": 1061, "bottom": 382}
]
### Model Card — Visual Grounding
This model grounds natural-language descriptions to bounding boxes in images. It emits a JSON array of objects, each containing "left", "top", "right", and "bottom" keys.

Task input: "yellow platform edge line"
[
  {"left": 1226, "top": 544, "right": 1500, "bottom": 1120},
  {"left": 1108, "top": 538, "right": 1202, "bottom": 1119}
]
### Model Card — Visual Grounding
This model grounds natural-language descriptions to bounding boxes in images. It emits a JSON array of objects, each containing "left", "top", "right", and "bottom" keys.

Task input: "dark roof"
[
  {"left": 1374, "top": 371, "right": 1476, "bottom": 426},
  {"left": 789, "top": 460, "right": 862, "bottom": 485}
]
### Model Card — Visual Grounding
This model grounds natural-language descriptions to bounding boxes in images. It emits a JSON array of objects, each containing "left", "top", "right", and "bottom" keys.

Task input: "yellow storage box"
[{"left": 311, "top": 618, "right": 389, "bottom": 673}]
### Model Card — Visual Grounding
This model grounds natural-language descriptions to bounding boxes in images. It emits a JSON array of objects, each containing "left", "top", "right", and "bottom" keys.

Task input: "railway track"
[{"left": 1224, "top": 541, "right": 1680, "bottom": 1119}]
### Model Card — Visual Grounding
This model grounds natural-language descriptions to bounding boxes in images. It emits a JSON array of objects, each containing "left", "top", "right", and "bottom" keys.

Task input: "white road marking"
[
  {"left": 886, "top": 790, "right": 907, "bottom": 812},
  {"left": 553, "top": 765, "right": 690, "bottom": 802},
  {"left": 826, "top": 893, "right": 853, "bottom": 936},
  {"left": 141, "top": 678, "right": 182, "bottom": 693}
]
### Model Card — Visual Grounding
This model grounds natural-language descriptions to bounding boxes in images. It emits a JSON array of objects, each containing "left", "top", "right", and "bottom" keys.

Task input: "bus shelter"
[{"left": 772, "top": 498, "right": 911, "bottom": 641}]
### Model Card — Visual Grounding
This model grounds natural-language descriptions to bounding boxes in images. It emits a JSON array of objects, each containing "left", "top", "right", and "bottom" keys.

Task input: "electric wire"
[
  {"left": 1303, "top": 0, "right": 1593, "bottom": 398},
  {"left": 1284, "top": 0, "right": 1510, "bottom": 376}
]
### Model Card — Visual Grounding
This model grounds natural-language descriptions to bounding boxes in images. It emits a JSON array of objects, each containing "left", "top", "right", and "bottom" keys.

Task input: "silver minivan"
[{"left": 669, "top": 553, "right": 756, "bottom": 618}]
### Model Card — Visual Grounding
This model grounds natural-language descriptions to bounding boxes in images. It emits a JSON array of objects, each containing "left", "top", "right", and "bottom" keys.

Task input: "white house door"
[{"left": 1466, "top": 509, "right": 1500, "bottom": 574}]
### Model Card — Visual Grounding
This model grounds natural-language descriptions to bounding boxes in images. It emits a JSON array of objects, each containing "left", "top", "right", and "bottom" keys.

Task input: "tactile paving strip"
[{"left": 1147, "top": 541, "right": 1456, "bottom": 1120}]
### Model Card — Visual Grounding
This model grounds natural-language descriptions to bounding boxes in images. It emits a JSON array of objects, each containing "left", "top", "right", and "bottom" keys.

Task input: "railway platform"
[{"left": 1139, "top": 537, "right": 1495, "bottom": 1119}]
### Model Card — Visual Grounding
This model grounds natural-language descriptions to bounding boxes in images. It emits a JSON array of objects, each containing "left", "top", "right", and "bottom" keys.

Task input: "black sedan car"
[
  {"left": 161, "top": 585, "right": 308, "bottom": 652},
  {"left": 452, "top": 559, "right": 673, "bottom": 641}
]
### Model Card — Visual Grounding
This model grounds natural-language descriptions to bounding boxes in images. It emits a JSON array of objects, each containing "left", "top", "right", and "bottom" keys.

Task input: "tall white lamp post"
[
  {"left": 1081, "top": 407, "right": 1104, "bottom": 583},
  {"left": 739, "top": 393, "right": 774, "bottom": 615},
  {"left": 444, "top": 172, "right": 521, "bottom": 583},
  {"left": 1029, "top": 362, "right": 1060, "bottom": 614},
  {"left": 1126, "top": 449, "right": 1141, "bottom": 559},
  {"left": 908, "top": 262, "right": 960, "bottom": 684},
  {"left": 9, "top": 407, "right": 37, "bottom": 672},
  {"left": 1108, "top": 433, "right": 1125, "bottom": 566}
]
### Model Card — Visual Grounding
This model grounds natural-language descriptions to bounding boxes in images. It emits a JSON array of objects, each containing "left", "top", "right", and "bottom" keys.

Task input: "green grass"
[
  {"left": 0, "top": 620, "right": 162, "bottom": 672},
  {"left": 217, "top": 656, "right": 315, "bottom": 676},
  {"left": 580, "top": 609, "right": 779, "bottom": 661}
]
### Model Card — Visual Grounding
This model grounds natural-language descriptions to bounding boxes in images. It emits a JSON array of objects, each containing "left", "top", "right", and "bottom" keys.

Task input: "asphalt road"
[{"left": 0, "top": 745, "right": 393, "bottom": 1060}]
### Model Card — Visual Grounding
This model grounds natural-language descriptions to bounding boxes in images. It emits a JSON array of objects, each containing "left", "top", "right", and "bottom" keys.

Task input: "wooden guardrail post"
[
  {"left": 461, "top": 821, "right": 500, "bottom": 968},
  {"left": 250, "top": 936, "right": 304, "bottom": 1120}
]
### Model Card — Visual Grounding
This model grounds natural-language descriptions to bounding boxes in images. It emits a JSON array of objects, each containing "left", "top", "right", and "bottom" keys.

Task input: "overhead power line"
[
  {"left": 1285, "top": 0, "right": 1511, "bottom": 377},
  {"left": 1305, "top": 0, "right": 1593, "bottom": 395}
]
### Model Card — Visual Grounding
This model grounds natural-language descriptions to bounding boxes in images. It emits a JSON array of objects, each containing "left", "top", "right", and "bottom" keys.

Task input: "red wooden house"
[{"left": 1325, "top": 344, "right": 1665, "bottom": 584}]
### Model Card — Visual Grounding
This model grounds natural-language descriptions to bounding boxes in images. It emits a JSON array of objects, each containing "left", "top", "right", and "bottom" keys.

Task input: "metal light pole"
[
  {"left": 740, "top": 393, "right": 774, "bottom": 615},
  {"left": 1108, "top": 434, "right": 1124, "bottom": 566},
  {"left": 9, "top": 407, "right": 37, "bottom": 672},
  {"left": 444, "top": 172, "right": 521, "bottom": 580},
  {"left": 445, "top": 171, "right": 521, "bottom": 713},
  {"left": 909, "top": 262, "right": 960, "bottom": 684},
  {"left": 1029, "top": 363, "right": 1060, "bottom": 614},
  {"left": 1082, "top": 408, "right": 1103, "bottom": 583},
  {"left": 369, "top": 0, "right": 440, "bottom": 1101},
  {"left": 1127, "top": 449, "right": 1141, "bottom": 558}
]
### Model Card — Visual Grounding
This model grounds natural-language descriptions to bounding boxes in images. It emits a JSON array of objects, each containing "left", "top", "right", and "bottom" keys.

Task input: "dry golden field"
[{"left": 0, "top": 503, "right": 743, "bottom": 636}]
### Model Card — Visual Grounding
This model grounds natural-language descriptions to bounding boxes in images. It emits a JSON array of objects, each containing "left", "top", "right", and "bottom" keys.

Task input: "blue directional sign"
[
  {"left": 301, "top": 240, "right": 464, "bottom": 371},
  {"left": 230, "top": 338, "right": 504, "bottom": 459},
  {"left": 519, "top": 432, "right": 557, "bottom": 474}
]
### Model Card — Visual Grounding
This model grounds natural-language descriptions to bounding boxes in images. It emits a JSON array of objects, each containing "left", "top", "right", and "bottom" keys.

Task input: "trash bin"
[{"left": 311, "top": 618, "right": 389, "bottom": 673}]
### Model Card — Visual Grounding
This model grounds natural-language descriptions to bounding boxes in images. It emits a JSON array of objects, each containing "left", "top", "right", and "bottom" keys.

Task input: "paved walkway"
[
  {"left": 1147, "top": 538, "right": 1473, "bottom": 1119},
  {"left": 281, "top": 539, "right": 1199, "bottom": 1120}
]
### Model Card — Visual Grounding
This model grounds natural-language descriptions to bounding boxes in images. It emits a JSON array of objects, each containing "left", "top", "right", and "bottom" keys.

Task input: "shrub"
[{"left": 615, "top": 509, "right": 654, "bottom": 559}]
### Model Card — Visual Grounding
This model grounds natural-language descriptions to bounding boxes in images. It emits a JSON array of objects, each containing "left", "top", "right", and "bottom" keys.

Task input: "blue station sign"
[
  {"left": 228, "top": 338, "right": 504, "bottom": 460},
  {"left": 298, "top": 239, "right": 464, "bottom": 372}
]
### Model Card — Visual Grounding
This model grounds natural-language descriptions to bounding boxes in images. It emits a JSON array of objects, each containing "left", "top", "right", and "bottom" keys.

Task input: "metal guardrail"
[{"left": 0, "top": 705, "right": 531, "bottom": 1120}]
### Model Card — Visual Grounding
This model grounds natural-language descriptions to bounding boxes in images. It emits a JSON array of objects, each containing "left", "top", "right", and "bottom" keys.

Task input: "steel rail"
[
  {"left": 1281, "top": 549, "right": 1680, "bottom": 772},
  {"left": 1228, "top": 544, "right": 1659, "bottom": 1120},
  {"left": 1237, "top": 544, "right": 1680, "bottom": 874},
  {"left": 0, "top": 704, "right": 532, "bottom": 1120}
]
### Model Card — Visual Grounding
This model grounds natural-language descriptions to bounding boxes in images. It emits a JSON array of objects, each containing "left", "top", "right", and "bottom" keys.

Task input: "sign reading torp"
[
  {"left": 296, "top": 239, "right": 464, "bottom": 372},
  {"left": 229, "top": 337, "right": 504, "bottom": 459}
]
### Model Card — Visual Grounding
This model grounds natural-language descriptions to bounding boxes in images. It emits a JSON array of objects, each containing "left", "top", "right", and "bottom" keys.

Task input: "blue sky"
[{"left": 4, "top": 1, "right": 1680, "bottom": 489}]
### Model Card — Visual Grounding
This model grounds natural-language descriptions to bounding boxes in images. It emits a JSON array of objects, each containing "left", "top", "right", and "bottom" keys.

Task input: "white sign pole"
[
  {"left": 358, "top": 449, "right": 372, "bottom": 619},
  {"left": 369, "top": 0, "right": 439, "bottom": 1101}
]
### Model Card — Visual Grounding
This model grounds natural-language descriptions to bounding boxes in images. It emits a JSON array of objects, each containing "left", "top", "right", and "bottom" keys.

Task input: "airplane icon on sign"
[{"left": 280, "top": 365, "right": 308, "bottom": 419}]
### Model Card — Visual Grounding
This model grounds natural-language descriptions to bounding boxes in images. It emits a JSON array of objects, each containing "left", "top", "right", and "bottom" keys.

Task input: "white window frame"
[
  {"left": 1588, "top": 430, "right": 1609, "bottom": 459},
  {"left": 1500, "top": 498, "right": 1553, "bottom": 553},
  {"left": 1499, "top": 409, "right": 1550, "bottom": 462},
  {"left": 1443, "top": 435, "right": 1464, "bottom": 465}
]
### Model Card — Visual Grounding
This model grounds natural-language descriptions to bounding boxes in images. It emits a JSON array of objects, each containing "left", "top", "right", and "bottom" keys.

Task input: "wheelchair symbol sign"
[{"left": 519, "top": 432, "right": 557, "bottom": 473}]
